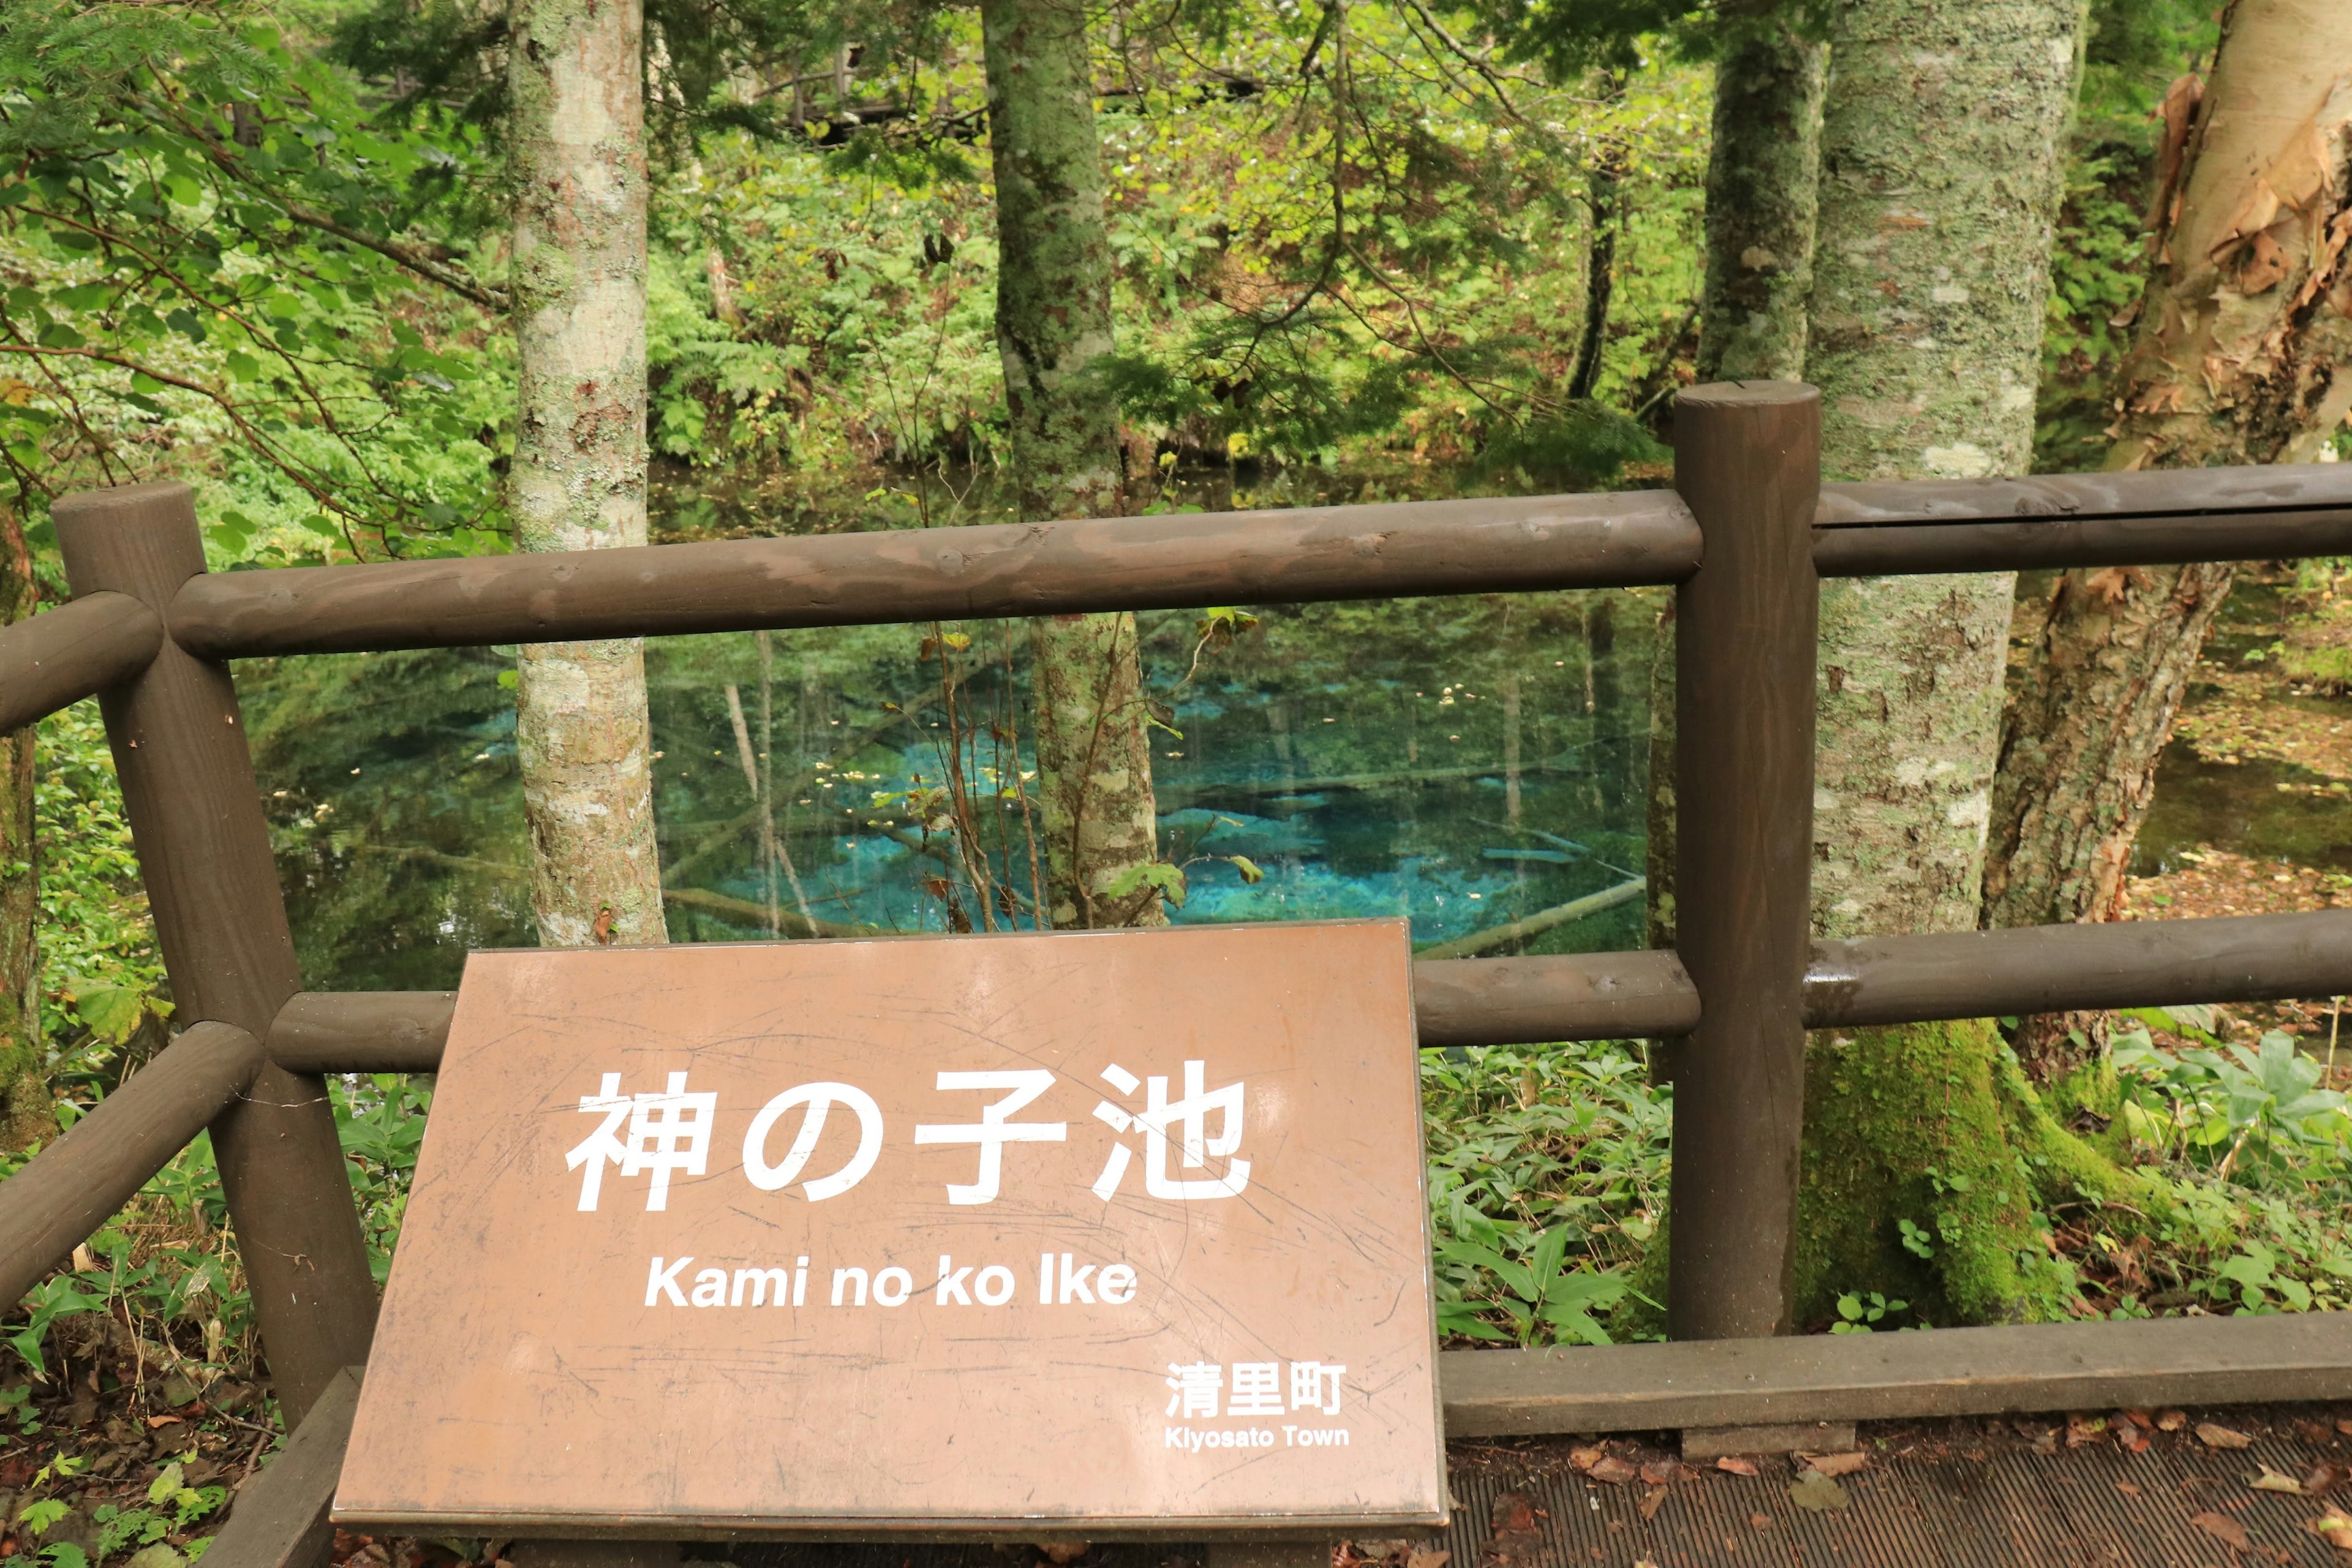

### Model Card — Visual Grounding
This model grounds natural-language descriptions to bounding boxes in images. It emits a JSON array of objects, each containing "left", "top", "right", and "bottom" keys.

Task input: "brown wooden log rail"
[
  {"left": 0, "top": 589, "right": 162, "bottom": 733},
  {"left": 2, "top": 392, "right": 2351, "bottom": 1564}
]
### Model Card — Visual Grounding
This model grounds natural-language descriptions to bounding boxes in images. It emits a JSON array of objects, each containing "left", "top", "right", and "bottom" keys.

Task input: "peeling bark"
[
  {"left": 1988, "top": 0, "right": 2352, "bottom": 1014},
  {"left": 1697, "top": 14, "right": 1827, "bottom": 383},
  {"left": 0, "top": 502, "right": 41, "bottom": 1153},
  {"left": 508, "top": 0, "right": 666, "bottom": 948},
  {"left": 981, "top": 0, "right": 1163, "bottom": 928}
]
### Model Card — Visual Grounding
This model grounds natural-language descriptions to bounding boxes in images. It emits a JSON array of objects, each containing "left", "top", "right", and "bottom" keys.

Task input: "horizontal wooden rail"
[
  {"left": 170, "top": 491, "right": 1703, "bottom": 658},
  {"left": 1440, "top": 1310, "right": 2352, "bottom": 1435},
  {"left": 1815, "top": 466, "right": 2352, "bottom": 575},
  {"left": 1806, "top": 909, "right": 2352, "bottom": 1027},
  {"left": 184, "top": 1314, "right": 2352, "bottom": 1568},
  {"left": 266, "top": 909, "right": 2352, "bottom": 1070},
  {"left": 162, "top": 464, "right": 2352, "bottom": 662},
  {"left": 0, "top": 591, "right": 163, "bottom": 732},
  {"left": 269, "top": 990, "right": 457, "bottom": 1074},
  {"left": 0, "top": 1022, "right": 265, "bottom": 1307},
  {"left": 1414, "top": 951, "right": 1697, "bottom": 1045}
]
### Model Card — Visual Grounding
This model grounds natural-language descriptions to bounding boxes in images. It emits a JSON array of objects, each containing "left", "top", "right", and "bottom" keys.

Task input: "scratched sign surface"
[{"left": 334, "top": 920, "right": 1442, "bottom": 1536}]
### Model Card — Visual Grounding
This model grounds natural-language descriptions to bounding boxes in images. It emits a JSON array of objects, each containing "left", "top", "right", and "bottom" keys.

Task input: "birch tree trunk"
[
  {"left": 508, "top": 0, "right": 666, "bottom": 948},
  {"left": 1780, "top": 0, "right": 2177, "bottom": 1330},
  {"left": 982, "top": 0, "right": 1164, "bottom": 929},
  {"left": 0, "top": 503, "right": 41, "bottom": 1152},
  {"left": 1986, "top": 0, "right": 2352, "bottom": 1027},
  {"left": 1697, "top": 10, "right": 1828, "bottom": 383}
]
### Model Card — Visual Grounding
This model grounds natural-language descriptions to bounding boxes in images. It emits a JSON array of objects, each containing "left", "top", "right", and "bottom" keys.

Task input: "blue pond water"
[{"left": 239, "top": 584, "right": 1663, "bottom": 991}]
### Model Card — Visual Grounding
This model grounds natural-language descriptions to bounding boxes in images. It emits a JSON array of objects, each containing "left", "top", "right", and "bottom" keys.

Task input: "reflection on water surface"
[{"left": 241, "top": 580, "right": 1662, "bottom": 991}]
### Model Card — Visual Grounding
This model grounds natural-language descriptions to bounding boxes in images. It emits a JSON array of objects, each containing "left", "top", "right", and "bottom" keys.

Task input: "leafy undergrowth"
[
  {"left": 0, "top": 1074, "right": 424, "bottom": 1568},
  {"left": 1422, "top": 1041, "right": 1668, "bottom": 1347},
  {"left": 1420, "top": 1020, "right": 2352, "bottom": 1344}
]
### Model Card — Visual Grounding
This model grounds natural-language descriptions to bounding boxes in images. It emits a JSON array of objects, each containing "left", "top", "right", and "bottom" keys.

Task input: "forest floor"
[{"left": 2119, "top": 565, "right": 2352, "bottom": 1050}]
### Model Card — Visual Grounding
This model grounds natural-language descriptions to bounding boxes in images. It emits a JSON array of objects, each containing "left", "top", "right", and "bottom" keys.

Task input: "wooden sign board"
[{"left": 335, "top": 920, "right": 1444, "bottom": 1538}]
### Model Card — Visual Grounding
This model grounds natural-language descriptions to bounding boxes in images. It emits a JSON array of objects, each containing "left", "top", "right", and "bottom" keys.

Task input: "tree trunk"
[
  {"left": 1651, "top": 7, "right": 1826, "bottom": 989},
  {"left": 1697, "top": 13, "right": 1828, "bottom": 383},
  {"left": 0, "top": 503, "right": 42, "bottom": 1153},
  {"left": 1986, "top": 0, "right": 2352, "bottom": 1083},
  {"left": 508, "top": 0, "right": 667, "bottom": 948},
  {"left": 1785, "top": 0, "right": 2176, "bottom": 1330},
  {"left": 982, "top": 0, "right": 1164, "bottom": 929}
]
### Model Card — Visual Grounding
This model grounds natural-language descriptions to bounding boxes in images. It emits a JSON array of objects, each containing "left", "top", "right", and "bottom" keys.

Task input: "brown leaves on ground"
[
  {"left": 2201, "top": 1422, "right": 2258, "bottom": 1450},
  {"left": 1714, "top": 1457, "right": 1759, "bottom": 1477},
  {"left": 1803, "top": 1450, "right": 1869, "bottom": 1477},
  {"left": 2128, "top": 843, "right": 2352, "bottom": 925},
  {"left": 2191, "top": 1510, "right": 2253, "bottom": 1551},
  {"left": 1587, "top": 1456, "right": 1640, "bottom": 1486}
]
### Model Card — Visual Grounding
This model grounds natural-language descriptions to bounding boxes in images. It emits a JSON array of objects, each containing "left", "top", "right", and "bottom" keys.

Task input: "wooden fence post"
[
  {"left": 53, "top": 482, "right": 377, "bottom": 1427},
  {"left": 1665, "top": 383, "right": 1820, "bottom": 1340}
]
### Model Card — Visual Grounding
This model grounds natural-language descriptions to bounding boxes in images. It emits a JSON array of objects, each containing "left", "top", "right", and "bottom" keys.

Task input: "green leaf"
[
  {"left": 18, "top": 1501, "right": 67, "bottom": 1536},
  {"left": 69, "top": 982, "right": 146, "bottom": 1044}
]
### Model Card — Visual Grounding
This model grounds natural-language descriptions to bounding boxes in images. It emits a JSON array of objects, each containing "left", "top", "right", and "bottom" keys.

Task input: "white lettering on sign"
[
  {"left": 911, "top": 1070, "right": 1066, "bottom": 1204},
  {"left": 742, "top": 1083, "right": 883, "bottom": 1200},
  {"left": 1090, "top": 1060, "right": 1251, "bottom": 1201},
  {"left": 569, "top": 1072, "right": 719, "bottom": 1212},
  {"left": 566, "top": 1060, "right": 1259, "bottom": 1213},
  {"left": 1161, "top": 1359, "right": 1348, "bottom": 1420}
]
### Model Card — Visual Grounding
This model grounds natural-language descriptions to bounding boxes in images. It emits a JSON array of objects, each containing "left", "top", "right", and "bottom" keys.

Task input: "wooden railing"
[{"left": 4, "top": 383, "right": 2352, "bottom": 1551}]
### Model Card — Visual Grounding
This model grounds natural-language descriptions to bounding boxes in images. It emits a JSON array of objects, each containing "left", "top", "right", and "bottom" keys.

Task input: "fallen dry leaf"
[
  {"left": 2158, "top": 1409, "right": 2190, "bottom": 1432},
  {"left": 2310, "top": 1463, "right": 2347, "bottom": 1497},
  {"left": 1805, "top": 1451, "right": 1868, "bottom": 1477},
  {"left": 1716, "top": 1457, "right": 1759, "bottom": 1477},
  {"left": 2200, "top": 1423, "right": 2257, "bottom": 1450},
  {"left": 1588, "top": 1456, "right": 1640, "bottom": 1487},
  {"left": 1403, "top": 1551, "right": 1449, "bottom": 1568},
  {"left": 1789, "top": 1471, "right": 1847, "bottom": 1513},
  {"left": 143, "top": 1415, "right": 183, "bottom": 1430},
  {"left": 1748, "top": 1513, "right": 1772, "bottom": 1530},
  {"left": 2116, "top": 1482, "right": 2143, "bottom": 1497},
  {"left": 2315, "top": 1507, "right": 2352, "bottom": 1551},
  {"left": 1568, "top": 1447, "right": 1603, "bottom": 1474},
  {"left": 2190, "top": 1511, "right": 2252, "bottom": 1551},
  {"left": 1037, "top": 1547, "right": 1088, "bottom": 1567},
  {"left": 1637, "top": 1461, "right": 1678, "bottom": 1486},
  {"left": 2119, "top": 1425, "right": 2152, "bottom": 1455},
  {"left": 2117, "top": 1409, "right": 2153, "bottom": 1430},
  {"left": 2252, "top": 1464, "right": 2305, "bottom": 1494},
  {"left": 1638, "top": 1489, "right": 1665, "bottom": 1523},
  {"left": 2067, "top": 1413, "right": 2109, "bottom": 1448},
  {"left": 2340, "top": 1419, "right": 2352, "bottom": 1438}
]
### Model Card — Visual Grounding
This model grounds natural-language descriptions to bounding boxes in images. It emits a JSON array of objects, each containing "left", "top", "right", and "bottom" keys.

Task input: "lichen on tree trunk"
[
  {"left": 0, "top": 502, "right": 42, "bottom": 1152},
  {"left": 1987, "top": 0, "right": 2352, "bottom": 1080},
  {"left": 1697, "top": 10, "right": 1826, "bottom": 383},
  {"left": 1790, "top": 0, "right": 2127, "bottom": 1327},
  {"left": 981, "top": 0, "right": 1163, "bottom": 928},
  {"left": 508, "top": 0, "right": 666, "bottom": 948}
]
